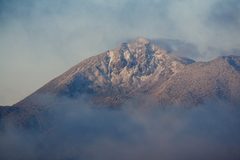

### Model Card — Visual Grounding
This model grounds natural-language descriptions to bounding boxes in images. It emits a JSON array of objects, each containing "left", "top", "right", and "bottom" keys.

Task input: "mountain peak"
[
  {"left": 14, "top": 39, "right": 197, "bottom": 107},
  {"left": 14, "top": 39, "right": 195, "bottom": 107}
]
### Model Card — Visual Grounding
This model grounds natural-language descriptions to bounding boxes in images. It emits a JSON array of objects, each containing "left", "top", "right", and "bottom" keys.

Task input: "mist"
[
  {"left": 0, "top": 0, "right": 240, "bottom": 105},
  {"left": 1, "top": 94, "right": 240, "bottom": 160}
]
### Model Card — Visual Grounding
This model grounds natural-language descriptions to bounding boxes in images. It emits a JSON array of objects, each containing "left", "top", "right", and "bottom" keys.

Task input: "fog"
[
  {"left": 0, "top": 94, "right": 240, "bottom": 160},
  {"left": 0, "top": 0, "right": 240, "bottom": 105}
]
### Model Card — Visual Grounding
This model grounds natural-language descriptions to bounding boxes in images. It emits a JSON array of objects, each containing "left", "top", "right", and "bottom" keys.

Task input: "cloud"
[
  {"left": 0, "top": 0, "right": 240, "bottom": 105},
  {"left": 0, "top": 95, "right": 240, "bottom": 160}
]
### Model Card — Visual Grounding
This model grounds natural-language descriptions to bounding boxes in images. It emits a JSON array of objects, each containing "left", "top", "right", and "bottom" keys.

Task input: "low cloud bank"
[{"left": 1, "top": 95, "right": 240, "bottom": 160}]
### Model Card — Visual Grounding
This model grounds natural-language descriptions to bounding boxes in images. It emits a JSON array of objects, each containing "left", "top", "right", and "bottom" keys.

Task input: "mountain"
[
  {"left": 14, "top": 38, "right": 195, "bottom": 108},
  {"left": 14, "top": 38, "right": 240, "bottom": 109},
  {"left": 1, "top": 38, "right": 240, "bottom": 132}
]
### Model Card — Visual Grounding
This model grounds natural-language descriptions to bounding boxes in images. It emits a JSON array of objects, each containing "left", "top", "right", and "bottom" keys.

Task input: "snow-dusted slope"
[{"left": 14, "top": 38, "right": 194, "bottom": 107}]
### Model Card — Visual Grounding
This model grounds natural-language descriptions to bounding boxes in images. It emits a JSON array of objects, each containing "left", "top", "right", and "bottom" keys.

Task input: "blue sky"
[{"left": 0, "top": 0, "right": 240, "bottom": 105}]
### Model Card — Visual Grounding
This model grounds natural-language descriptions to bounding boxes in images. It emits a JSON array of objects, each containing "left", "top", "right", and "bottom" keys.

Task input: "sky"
[{"left": 0, "top": 0, "right": 240, "bottom": 105}]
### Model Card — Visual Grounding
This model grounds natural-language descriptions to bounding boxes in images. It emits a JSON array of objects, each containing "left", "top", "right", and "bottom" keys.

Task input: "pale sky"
[{"left": 0, "top": 0, "right": 240, "bottom": 105}]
